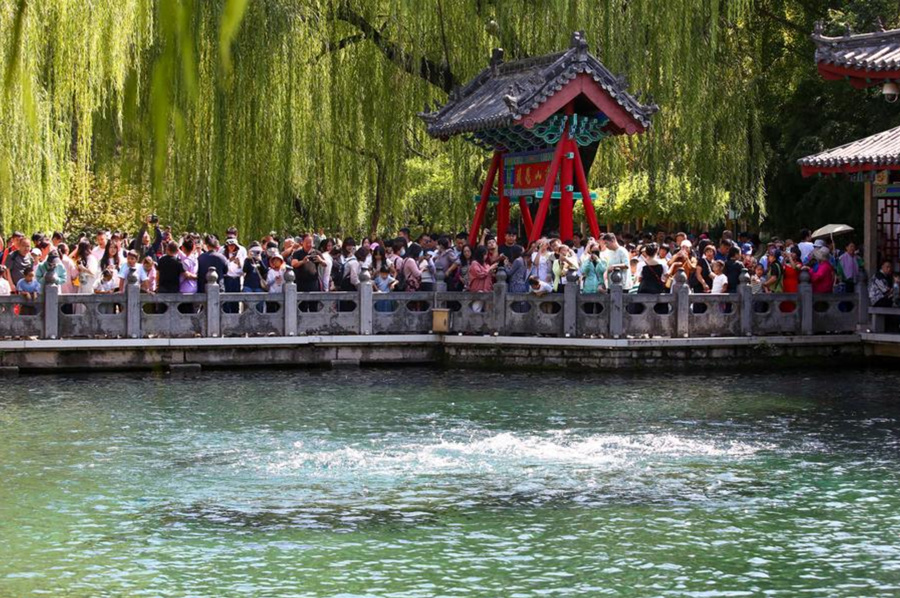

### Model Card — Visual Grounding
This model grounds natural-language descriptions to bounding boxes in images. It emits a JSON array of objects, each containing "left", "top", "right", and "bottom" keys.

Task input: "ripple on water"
[{"left": 1, "top": 368, "right": 900, "bottom": 597}]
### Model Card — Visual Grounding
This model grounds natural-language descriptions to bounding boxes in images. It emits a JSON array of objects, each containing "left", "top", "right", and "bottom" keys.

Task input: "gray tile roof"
[
  {"left": 813, "top": 22, "right": 900, "bottom": 72},
  {"left": 419, "top": 31, "right": 658, "bottom": 139},
  {"left": 798, "top": 124, "right": 900, "bottom": 172}
]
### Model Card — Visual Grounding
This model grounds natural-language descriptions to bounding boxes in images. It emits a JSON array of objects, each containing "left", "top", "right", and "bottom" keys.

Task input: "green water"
[{"left": 1, "top": 368, "right": 899, "bottom": 597}]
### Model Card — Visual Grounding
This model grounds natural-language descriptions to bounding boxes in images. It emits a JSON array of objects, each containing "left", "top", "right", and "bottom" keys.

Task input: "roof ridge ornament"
[
  {"left": 490, "top": 47, "right": 505, "bottom": 75},
  {"left": 876, "top": 17, "right": 886, "bottom": 32},
  {"left": 844, "top": 24, "right": 853, "bottom": 37},
  {"left": 569, "top": 30, "right": 589, "bottom": 60},
  {"left": 814, "top": 20, "right": 824, "bottom": 36}
]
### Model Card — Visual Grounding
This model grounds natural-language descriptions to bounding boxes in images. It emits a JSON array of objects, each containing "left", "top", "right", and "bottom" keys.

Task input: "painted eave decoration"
[
  {"left": 813, "top": 19, "right": 900, "bottom": 88},
  {"left": 418, "top": 31, "right": 659, "bottom": 140},
  {"left": 799, "top": 124, "right": 900, "bottom": 176}
]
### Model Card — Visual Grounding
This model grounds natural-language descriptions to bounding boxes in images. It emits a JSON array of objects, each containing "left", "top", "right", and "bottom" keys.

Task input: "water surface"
[{"left": 1, "top": 368, "right": 899, "bottom": 596}]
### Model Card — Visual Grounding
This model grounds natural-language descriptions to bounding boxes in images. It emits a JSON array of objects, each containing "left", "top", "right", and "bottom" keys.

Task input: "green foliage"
[
  {"left": 755, "top": 0, "right": 900, "bottom": 238},
  {"left": 0, "top": 0, "right": 896, "bottom": 240}
]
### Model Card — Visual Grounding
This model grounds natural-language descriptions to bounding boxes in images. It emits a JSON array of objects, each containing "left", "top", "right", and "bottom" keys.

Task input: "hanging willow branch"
[{"left": 0, "top": 0, "right": 771, "bottom": 238}]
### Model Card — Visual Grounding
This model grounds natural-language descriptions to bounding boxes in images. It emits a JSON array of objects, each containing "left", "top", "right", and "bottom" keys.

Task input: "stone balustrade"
[{"left": 0, "top": 266, "right": 870, "bottom": 340}]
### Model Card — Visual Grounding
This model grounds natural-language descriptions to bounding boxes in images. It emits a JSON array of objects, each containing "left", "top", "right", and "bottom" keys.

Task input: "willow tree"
[{"left": 0, "top": 0, "right": 764, "bottom": 237}]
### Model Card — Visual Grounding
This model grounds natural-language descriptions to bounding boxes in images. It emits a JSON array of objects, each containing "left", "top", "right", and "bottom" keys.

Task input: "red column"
[
  {"left": 519, "top": 197, "right": 534, "bottom": 238},
  {"left": 469, "top": 151, "right": 501, "bottom": 247},
  {"left": 528, "top": 133, "right": 568, "bottom": 244},
  {"left": 496, "top": 154, "right": 510, "bottom": 240},
  {"left": 572, "top": 141, "right": 600, "bottom": 239}
]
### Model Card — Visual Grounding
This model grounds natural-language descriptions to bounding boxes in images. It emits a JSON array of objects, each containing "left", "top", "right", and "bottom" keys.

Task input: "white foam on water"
[{"left": 264, "top": 430, "right": 771, "bottom": 476}]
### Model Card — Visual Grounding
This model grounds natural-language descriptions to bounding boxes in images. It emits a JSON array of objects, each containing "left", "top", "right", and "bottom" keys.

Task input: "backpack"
[
  {"left": 398, "top": 257, "right": 420, "bottom": 292},
  {"left": 338, "top": 258, "right": 357, "bottom": 291},
  {"left": 331, "top": 257, "right": 346, "bottom": 291}
]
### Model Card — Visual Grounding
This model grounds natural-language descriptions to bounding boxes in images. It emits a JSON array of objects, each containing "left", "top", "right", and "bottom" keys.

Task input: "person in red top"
[
  {"left": 779, "top": 247, "right": 801, "bottom": 313},
  {"left": 807, "top": 248, "right": 835, "bottom": 294}
]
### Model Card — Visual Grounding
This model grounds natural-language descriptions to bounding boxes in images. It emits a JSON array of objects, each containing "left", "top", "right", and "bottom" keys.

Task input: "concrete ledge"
[
  {"left": 444, "top": 334, "right": 861, "bottom": 349},
  {"left": 0, "top": 333, "right": 877, "bottom": 373}
]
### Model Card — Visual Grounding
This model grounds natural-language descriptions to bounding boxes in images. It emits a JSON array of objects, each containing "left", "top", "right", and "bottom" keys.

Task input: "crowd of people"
[{"left": 1, "top": 217, "right": 898, "bottom": 311}]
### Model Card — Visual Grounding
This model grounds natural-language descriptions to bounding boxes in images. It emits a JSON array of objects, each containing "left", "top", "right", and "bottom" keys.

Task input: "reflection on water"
[{"left": 1, "top": 368, "right": 900, "bottom": 596}]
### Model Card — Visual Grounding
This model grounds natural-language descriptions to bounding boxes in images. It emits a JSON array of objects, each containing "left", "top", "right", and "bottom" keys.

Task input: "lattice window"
[{"left": 878, "top": 197, "right": 900, "bottom": 268}]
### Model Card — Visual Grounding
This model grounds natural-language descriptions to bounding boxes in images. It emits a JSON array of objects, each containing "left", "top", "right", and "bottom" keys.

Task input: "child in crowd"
[
  {"left": 16, "top": 266, "right": 40, "bottom": 299},
  {"left": 266, "top": 254, "right": 286, "bottom": 293},
  {"left": 528, "top": 275, "right": 553, "bottom": 296},
  {"left": 118, "top": 250, "right": 140, "bottom": 291},
  {"left": 373, "top": 265, "right": 398, "bottom": 312},
  {"left": 710, "top": 260, "right": 728, "bottom": 294},
  {"left": 93, "top": 268, "right": 119, "bottom": 294},
  {"left": 140, "top": 256, "right": 157, "bottom": 293},
  {"left": 750, "top": 264, "right": 765, "bottom": 294}
]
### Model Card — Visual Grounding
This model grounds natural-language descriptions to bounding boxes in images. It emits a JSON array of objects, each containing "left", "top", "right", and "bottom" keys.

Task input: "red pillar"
[
  {"left": 469, "top": 152, "right": 501, "bottom": 247},
  {"left": 528, "top": 132, "right": 568, "bottom": 244},
  {"left": 496, "top": 154, "right": 510, "bottom": 240},
  {"left": 519, "top": 197, "right": 534, "bottom": 238},
  {"left": 572, "top": 141, "right": 600, "bottom": 239}
]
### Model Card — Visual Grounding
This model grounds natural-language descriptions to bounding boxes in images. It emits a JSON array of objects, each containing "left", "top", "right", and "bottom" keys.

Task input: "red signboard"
[{"left": 513, "top": 161, "right": 550, "bottom": 190}]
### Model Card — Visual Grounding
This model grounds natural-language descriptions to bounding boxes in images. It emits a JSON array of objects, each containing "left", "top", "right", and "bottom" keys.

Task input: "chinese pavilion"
[
  {"left": 420, "top": 32, "right": 658, "bottom": 246},
  {"left": 800, "top": 21, "right": 900, "bottom": 273}
]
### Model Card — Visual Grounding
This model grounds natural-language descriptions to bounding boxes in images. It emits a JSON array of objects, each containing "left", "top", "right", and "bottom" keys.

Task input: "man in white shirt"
[
  {"left": 797, "top": 228, "right": 815, "bottom": 264},
  {"left": 601, "top": 233, "right": 632, "bottom": 289},
  {"left": 91, "top": 231, "right": 109, "bottom": 262}
]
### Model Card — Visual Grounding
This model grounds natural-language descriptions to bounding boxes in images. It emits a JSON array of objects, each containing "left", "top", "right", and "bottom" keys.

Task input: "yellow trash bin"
[{"left": 432, "top": 308, "right": 450, "bottom": 333}]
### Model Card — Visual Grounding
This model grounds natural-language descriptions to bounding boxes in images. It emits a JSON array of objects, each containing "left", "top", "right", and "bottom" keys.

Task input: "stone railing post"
[
  {"left": 563, "top": 271, "right": 578, "bottom": 337},
  {"left": 673, "top": 268, "right": 690, "bottom": 338},
  {"left": 283, "top": 269, "right": 297, "bottom": 336},
  {"left": 42, "top": 268, "right": 59, "bottom": 340},
  {"left": 799, "top": 268, "right": 813, "bottom": 335},
  {"left": 492, "top": 267, "right": 508, "bottom": 334},
  {"left": 206, "top": 267, "right": 221, "bottom": 337},
  {"left": 126, "top": 271, "right": 141, "bottom": 339},
  {"left": 358, "top": 267, "right": 373, "bottom": 335},
  {"left": 856, "top": 268, "right": 869, "bottom": 332},
  {"left": 609, "top": 269, "right": 624, "bottom": 339},
  {"left": 435, "top": 265, "right": 446, "bottom": 309},
  {"left": 739, "top": 267, "right": 752, "bottom": 337}
]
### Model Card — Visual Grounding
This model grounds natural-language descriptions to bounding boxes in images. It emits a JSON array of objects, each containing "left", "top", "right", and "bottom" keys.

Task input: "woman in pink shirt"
[
  {"left": 467, "top": 246, "right": 498, "bottom": 293},
  {"left": 807, "top": 248, "right": 834, "bottom": 294}
]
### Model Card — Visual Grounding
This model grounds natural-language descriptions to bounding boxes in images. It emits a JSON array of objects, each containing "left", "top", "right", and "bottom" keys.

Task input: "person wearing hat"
[
  {"left": 266, "top": 253, "right": 286, "bottom": 294},
  {"left": 806, "top": 247, "right": 835, "bottom": 294},
  {"left": 223, "top": 226, "right": 247, "bottom": 263},
  {"left": 34, "top": 248, "right": 67, "bottom": 291},
  {"left": 222, "top": 238, "right": 244, "bottom": 313}
]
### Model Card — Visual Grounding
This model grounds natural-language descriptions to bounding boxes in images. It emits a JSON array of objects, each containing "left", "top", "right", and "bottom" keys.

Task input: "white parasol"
[{"left": 811, "top": 224, "right": 854, "bottom": 239}]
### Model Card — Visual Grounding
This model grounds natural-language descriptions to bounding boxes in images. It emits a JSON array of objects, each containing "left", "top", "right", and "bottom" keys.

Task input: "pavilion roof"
[
  {"left": 419, "top": 31, "right": 658, "bottom": 140},
  {"left": 799, "top": 124, "right": 900, "bottom": 176},
  {"left": 813, "top": 21, "right": 900, "bottom": 86}
]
